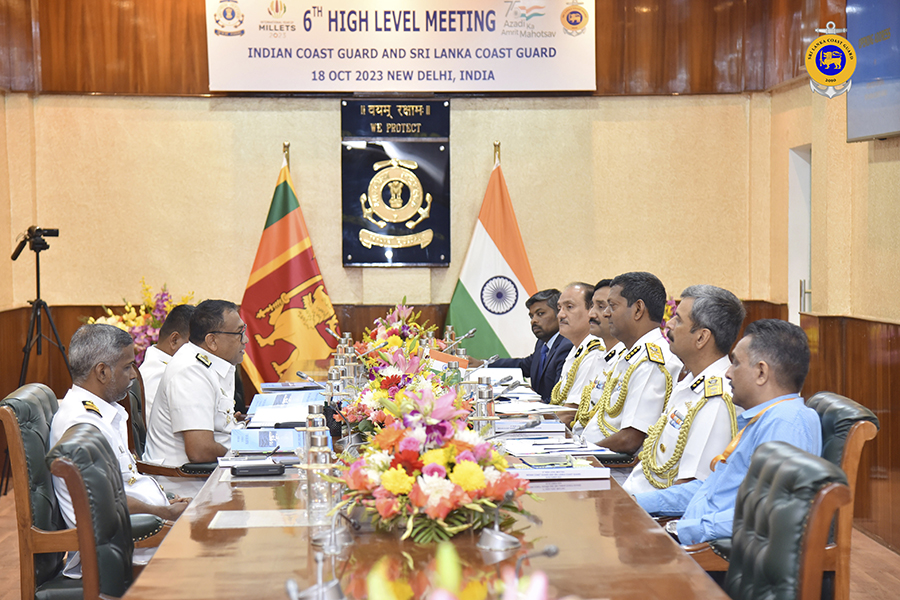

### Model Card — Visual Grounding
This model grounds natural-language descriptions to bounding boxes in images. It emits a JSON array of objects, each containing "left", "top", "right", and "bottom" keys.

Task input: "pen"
[{"left": 265, "top": 445, "right": 281, "bottom": 456}]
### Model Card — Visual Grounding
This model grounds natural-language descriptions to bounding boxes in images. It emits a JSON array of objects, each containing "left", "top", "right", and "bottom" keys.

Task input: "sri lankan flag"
[{"left": 240, "top": 157, "right": 339, "bottom": 391}]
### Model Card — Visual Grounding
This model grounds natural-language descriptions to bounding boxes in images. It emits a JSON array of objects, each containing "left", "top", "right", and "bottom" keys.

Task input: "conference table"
[{"left": 123, "top": 466, "right": 730, "bottom": 600}]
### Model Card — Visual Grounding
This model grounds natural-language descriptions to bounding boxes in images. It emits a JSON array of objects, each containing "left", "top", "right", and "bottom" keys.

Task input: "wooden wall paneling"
[
  {"left": 594, "top": 0, "right": 626, "bottom": 94},
  {"left": 0, "top": 0, "right": 35, "bottom": 91},
  {"left": 841, "top": 318, "right": 894, "bottom": 548},
  {"left": 38, "top": 0, "right": 209, "bottom": 95},
  {"left": 623, "top": 0, "right": 667, "bottom": 94}
]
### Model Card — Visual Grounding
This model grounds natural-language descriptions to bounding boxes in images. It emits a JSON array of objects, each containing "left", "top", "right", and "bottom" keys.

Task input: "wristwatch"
[{"left": 664, "top": 519, "right": 679, "bottom": 541}]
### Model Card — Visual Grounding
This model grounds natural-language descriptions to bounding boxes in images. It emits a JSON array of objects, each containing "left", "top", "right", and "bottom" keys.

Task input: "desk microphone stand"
[{"left": 12, "top": 226, "right": 72, "bottom": 387}]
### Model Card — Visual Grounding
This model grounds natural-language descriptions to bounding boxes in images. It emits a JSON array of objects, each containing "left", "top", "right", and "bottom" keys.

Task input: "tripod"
[{"left": 13, "top": 227, "right": 72, "bottom": 387}]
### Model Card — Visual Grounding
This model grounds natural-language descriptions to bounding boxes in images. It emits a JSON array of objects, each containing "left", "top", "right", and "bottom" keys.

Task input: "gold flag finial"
[
  {"left": 493, "top": 140, "right": 501, "bottom": 165},
  {"left": 283, "top": 141, "right": 291, "bottom": 170}
]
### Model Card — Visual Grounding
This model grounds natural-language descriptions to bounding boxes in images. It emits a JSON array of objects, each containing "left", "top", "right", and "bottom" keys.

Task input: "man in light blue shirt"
[{"left": 634, "top": 319, "right": 822, "bottom": 545}]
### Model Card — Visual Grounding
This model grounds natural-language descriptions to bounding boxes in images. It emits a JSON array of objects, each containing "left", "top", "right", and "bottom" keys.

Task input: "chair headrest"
[{"left": 806, "top": 392, "right": 879, "bottom": 467}]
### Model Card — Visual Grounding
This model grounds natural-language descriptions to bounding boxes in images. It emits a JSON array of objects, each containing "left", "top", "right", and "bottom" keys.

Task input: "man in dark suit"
[{"left": 470, "top": 289, "right": 574, "bottom": 403}]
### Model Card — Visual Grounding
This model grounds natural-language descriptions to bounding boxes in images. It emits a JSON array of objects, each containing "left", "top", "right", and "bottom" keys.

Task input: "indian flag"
[
  {"left": 240, "top": 156, "right": 340, "bottom": 391},
  {"left": 447, "top": 161, "right": 537, "bottom": 358}
]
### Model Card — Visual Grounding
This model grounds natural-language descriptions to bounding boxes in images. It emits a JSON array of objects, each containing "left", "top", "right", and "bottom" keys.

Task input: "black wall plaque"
[{"left": 341, "top": 99, "right": 450, "bottom": 267}]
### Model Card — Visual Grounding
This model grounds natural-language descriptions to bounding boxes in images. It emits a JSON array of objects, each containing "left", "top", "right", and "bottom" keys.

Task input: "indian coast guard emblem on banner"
[
  {"left": 805, "top": 21, "right": 857, "bottom": 99},
  {"left": 213, "top": 0, "right": 245, "bottom": 37},
  {"left": 359, "top": 158, "right": 434, "bottom": 250}
]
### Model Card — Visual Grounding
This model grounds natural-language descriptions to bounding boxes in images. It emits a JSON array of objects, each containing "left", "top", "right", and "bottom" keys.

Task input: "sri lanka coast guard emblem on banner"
[{"left": 805, "top": 21, "right": 857, "bottom": 99}]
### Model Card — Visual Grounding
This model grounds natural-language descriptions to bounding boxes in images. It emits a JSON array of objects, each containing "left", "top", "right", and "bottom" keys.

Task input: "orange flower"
[
  {"left": 372, "top": 426, "right": 406, "bottom": 452},
  {"left": 374, "top": 487, "right": 400, "bottom": 519}
]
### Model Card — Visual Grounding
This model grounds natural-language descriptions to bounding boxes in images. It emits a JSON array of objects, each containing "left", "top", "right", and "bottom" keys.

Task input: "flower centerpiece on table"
[
  {"left": 86, "top": 278, "right": 194, "bottom": 364},
  {"left": 340, "top": 301, "right": 450, "bottom": 433}
]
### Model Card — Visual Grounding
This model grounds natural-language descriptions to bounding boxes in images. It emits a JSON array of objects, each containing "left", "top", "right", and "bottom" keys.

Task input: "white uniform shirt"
[
  {"left": 622, "top": 356, "right": 741, "bottom": 495},
  {"left": 571, "top": 341, "right": 626, "bottom": 436},
  {"left": 144, "top": 342, "right": 236, "bottom": 466},
  {"left": 50, "top": 386, "right": 169, "bottom": 577},
  {"left": 582, "top": 328, "right": 683, "bottom": 444},
  {"left": 554, "top": 335, "right": 606, "bottom": 405},
  {"left": 139, "top": 344, "right": 171, "bottom": 419}
]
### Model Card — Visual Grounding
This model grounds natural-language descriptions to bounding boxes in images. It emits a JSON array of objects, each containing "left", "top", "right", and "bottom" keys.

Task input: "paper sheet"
[{"left": 208, "top": 509, "right": 309, "bottom": 529}]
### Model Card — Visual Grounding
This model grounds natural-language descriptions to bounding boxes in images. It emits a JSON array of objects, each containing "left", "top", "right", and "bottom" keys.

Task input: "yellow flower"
[
  {"left": 391, "top": 580, "right": 414, "bottom": 600},
  {"left": 490, "top": 451, "right": 508, "bottom": 472},
  {"left": 381, "top": 466, "right": 414, "bottom": 495},
  {"left": 420, "top": 448, "right": 449, "bottom": 467},
  {"left": 386, "top": 334, "right": 403, "bottom": 348},
  {"left": 449, "top": 461, "right": 486, "bottom": 492},
  {"left": 459, "top": 581, "right": 488, "bottom": 600},
  {"left": 406, "top": 337, "right": 419, "bottom": 354}
]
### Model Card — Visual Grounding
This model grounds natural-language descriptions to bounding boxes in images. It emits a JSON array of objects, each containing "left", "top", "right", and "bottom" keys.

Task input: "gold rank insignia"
[
  {"left": 646, "top": 343, "right": 665, "bottom": 364},
  {"left": 625, "top": 346, "right": 640, "bottom": 361},
  {"left": 82, "top": 400, "right": 101, "bottom": 416},
  {"left": 587, "top": 339, "right": 604, "bottom": 353},
  {"left": 128, "top": 477, "right": 136, "bottom": 486},
  {"left": 705, "top": 376, "right": 724, "bottom": 398},
  {"left": 690, "top": 376, "right": 705, "bottom": 392},
  {"left": 196, "top": 353, "right": 212, "bottom": 368},
  {"left": 605, "top": 349, "right": 617, "bottom": 362}
]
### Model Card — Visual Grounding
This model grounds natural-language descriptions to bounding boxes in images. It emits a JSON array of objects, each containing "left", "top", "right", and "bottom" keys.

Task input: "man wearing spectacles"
[{"left": 145, "top": 299, "right": 248, "bottom": 465}]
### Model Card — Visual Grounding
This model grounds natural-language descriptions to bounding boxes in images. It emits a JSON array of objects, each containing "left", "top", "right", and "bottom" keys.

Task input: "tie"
[{"left": 536, "top": 344, "right": 549, "bottom": 381}]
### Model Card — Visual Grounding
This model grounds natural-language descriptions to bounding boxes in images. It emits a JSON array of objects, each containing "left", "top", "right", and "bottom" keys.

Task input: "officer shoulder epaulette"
[
  {"left": 646, "top": 343, "right": 666, "bottom": 364},
  {"left": 82, "top": 400, "right": 102, "bottom": 416},
  {"left": 604, "top": 348, "right": 617, "bottom": 362},
  {"left": 690, "top": 375, "right": 705, "bottom": 392},
  {"left": 704, "top": 376, "right": 724, "bottom": 398},
  {"left": 586, "top": 339, "right": 604, "bottom": 353},
  {"left": 196, "top": 353, "right": 212, "bottom": 368},
  {"left": 625, "top": 346, "right": 641, "bottom": 361}
]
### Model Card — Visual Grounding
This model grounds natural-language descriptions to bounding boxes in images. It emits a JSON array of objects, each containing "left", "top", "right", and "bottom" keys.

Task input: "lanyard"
[{"left": 709, "top": 397, "right": 793, "bottom": 471}]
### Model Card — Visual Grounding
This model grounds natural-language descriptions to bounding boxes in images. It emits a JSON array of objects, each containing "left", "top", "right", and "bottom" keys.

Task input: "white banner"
[{"left": 206, "top": 0, "right": 595, "bottom": 92}]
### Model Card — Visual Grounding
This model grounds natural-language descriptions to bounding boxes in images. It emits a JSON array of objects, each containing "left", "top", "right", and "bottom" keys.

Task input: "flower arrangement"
[
  {"left": 361, "top": 541, "right": 544, "bottom": 600},
  {"left": 340, "top": 301, "right": 450, "bottom": 433},
  {"left": 334, "top": 304, "right": 533, "bottom": 543},
  {"left": 86, "top": 278, "right": 194, "bottom": 364},
  {"left": 660, "top": 296, "right": 679, "bottom": 341},
  {"left": 337, "top": 387, "right": 530, "bottom": 543}
]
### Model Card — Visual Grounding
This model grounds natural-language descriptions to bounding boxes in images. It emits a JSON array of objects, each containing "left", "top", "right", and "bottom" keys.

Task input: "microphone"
[
  {"left": 325, "top": 326, "right": 341, "bottom": 340},
  {"left": 496, "top": 381, "right": 520, "bottom": 397},
  {"left": 355, "top": 340, "right": 389, "bottom": 358},
  {"left": 514, "top": 545, "right": 559, "bottom": 578},
  {"left": 496, "top": 376, "right": 512, "bottom": 385},
  {"left": 485, "top": 417, "right": 540, "bottom": 440},
  {"left": 443, "top": 328, "right": 476, "bottom": 352}
]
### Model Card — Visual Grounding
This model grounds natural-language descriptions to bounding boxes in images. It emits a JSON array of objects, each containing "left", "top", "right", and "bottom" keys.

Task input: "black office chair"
[
  {"left": 724, "top": 441, "right": 850, "bottom": 600},
  {"left": 46, "top": 423, "right": 135, "bottom": 600},
  {"left": 687, "top": 391, "right": 879, "bottom": 600}
]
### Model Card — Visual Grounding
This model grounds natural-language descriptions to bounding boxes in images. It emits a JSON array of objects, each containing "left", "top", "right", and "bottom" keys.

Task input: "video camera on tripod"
[
  {"left": 11, "top": 226, "right": 60, "bottom": 260},
  {"left": 10, "top": 225, "right": 71, "bottom": 386}
]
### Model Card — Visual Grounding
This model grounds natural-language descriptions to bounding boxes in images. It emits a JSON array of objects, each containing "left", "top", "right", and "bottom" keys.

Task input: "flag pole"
[
  {"left": 283, "top": 141, "right": 291, "bottom": 170},
  {"left": 493, "top": 140, "right": 501, "bottom": 166}
]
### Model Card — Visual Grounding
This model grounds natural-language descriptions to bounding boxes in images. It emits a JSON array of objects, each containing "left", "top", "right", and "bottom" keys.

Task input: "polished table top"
[{"left": 124, "top": 470, "right": 728, "bottom": 600}]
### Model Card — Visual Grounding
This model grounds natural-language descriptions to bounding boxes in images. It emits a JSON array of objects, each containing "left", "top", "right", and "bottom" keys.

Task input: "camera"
[{"left": 11, "top": 226, "right": 60, "bottom": 260}]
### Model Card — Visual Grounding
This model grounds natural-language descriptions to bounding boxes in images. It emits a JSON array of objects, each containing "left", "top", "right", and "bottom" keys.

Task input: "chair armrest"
[
  {"left": 131, "top": 515, "right": 173, "bottom": 548},
  {"left": 179, "top": 462, "right": 217, "bottom": 475},
  {"left": 683, "top": 539, "right": 730, "bottom": 572},
  {"left": 136, "top": 460, "right": 214, "bottom": 478},
  {"left": 599, "top": 452, "right": 639, "bottom": 468}
]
